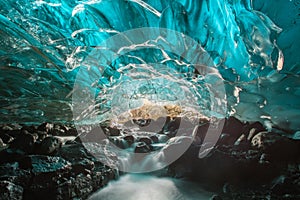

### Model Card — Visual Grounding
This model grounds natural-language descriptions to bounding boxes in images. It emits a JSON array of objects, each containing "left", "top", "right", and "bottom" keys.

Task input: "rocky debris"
[
  {"left": 37, "top": 123, "right": 77, "bottom": 136},
  {"left": 157, "top": 134, "right": 170, "bottom": 143},
  {"left": 251, "top": 131, "right": 299, "bottom": 162},
  {"left": 150, "top": 135, "right": 159, "bottom": 143},
  {"left": 0, "top": 181, "right": 23, "bottom": 200},
  {"left": 123, "top": 135, "right": 135, "bottom": 146},
  {"left": 138, "top": 136, "right": 152, "bottom": 145},
  {"left": 9, "top": 132, "right": 36, "bottom": 154},
  {"left": 102, "top": 127, "right": 120, "bottom": 136},
  {"left": 0, "top": 133, "right": 14, "bottom": 144},
  {"left": 0, "top": 118, "right": 299, "bottom": 199},
  {"left": 0, "top": 138, "right": 6, "bottom": 149},
  {"left": 35, "top": 136, "right": 62, "bottom": 155},
  {"left": 134, "top": 142, "right": 152, "bottom": 153},
  {"left": 19, "top": 155, "right": 71, "bottom": 174},
  {"left": 168, "top": 117, "right": 300, "bottom": 200},
  {"left": 0, "top": 123, "right": 118, "bottom": 200}
]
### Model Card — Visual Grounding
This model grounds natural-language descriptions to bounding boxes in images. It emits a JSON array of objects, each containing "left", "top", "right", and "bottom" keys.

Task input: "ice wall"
[{"left": 0, "top": 0, "right": 299, "bottom": 134}]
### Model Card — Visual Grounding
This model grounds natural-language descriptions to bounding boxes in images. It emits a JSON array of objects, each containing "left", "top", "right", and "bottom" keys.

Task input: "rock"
[
  {"left": 19, "top": 155, "right": 71, "bottom": 174},
  {"left": 21, "top": 125, "right": 36, "bottom": 134},
  {"left": 0, "top": 148, "right": 26, "bottom": 164},
  {"left": 138, "top": 136, "right": 152, "bottom": 145},
  {"left": 0, "top": 134, "right": 14, "bottom": 144},
  {"left": 157, "top": 134, "right": 169, "bottom": 143},
  {"left": 0, "top": 138, "right": 6, "bottom": 149},
  {"left": 150, "top": 135, "right": 159, "bottom": 143},
  {"left": 108, "top": 127, "right": 120, "bottom": 136},
  {"left": 36, "top": 136, "right": 62, "bottom": 155},
  {"left": 37, "top": 122, "right": 54, "bottom": 133},
  {"left": 49, "top": 124, "right": 66, "bottom": 135},
  {"left": 70, "top": 173, "right": 93, "bottom": 198},
  {"left": 123, "top": 135, "right": 135, "bottom": 145},
  {"left": 1, "top": 125, "right": 14, "bottom": 131},
  {"left": 271, "top": 176, "right": 300, "bottom": 196},
  {"left": 251, "top": 131, "right": 299, "bottom": 161},
  {"left": 57, "top": 144, "right": 93, "bottom": 163},
  {"left": 134, "top": 142, "right": 151, "bottom": 153},
  {"left": 233, "top": 134, "right": 250, "bottom": 150},
  {"left": 132, "top": 119, "right": 151, "bottom": 127},
  {"left": 0, "top": 181, "right": 23, "bottom": 200},
  {"left": 36, "top": 131, "right": 48, "bottom": 141},
  {"left": 222, "top": 117, "right": 244, "bottom": 138},
  {"left": 0, "top": 162, "right": 31, "bottom": 187},
  {"left": 71, "top": 158, "right": 94, "bottom": 175},
  {"left": 110, "top": 137, "right": 126, "bottom": 149},
  {"left": 65, "top": 140, "right": 78, "bottom": 145},
  {"left": 9, "top": 133, "right": 36, "bottom": 154},
  {"left": 162, "top": 117, "right": 181, "bottom": 135}
]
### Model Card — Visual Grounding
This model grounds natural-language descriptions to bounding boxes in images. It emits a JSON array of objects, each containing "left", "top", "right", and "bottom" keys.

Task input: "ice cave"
[{"left": 0, "top": 0, "right": 299, "bottom": 199}]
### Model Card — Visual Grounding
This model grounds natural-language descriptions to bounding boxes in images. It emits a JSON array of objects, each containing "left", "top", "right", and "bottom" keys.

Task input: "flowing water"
[{"left": 88, "top": 174, "right": 213, "bottom": 200}]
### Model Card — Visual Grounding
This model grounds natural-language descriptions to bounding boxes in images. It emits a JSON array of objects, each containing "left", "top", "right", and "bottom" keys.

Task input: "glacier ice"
[{"left": 0, "top": 0, "right": 299, "bottom": 135}]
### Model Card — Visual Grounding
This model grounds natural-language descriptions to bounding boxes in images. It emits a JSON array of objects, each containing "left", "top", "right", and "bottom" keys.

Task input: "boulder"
[
  {"left": 0, "top": 181, "right": 23, "bottom": 200},
  {"left": 36, "top": 136, "right": 62, "bottom": 155},
  {"left": 138, "top": 136, "right": 152, "bottom": 145},
  {"left": 9, "top": 133, "right": 36, "bottom": 154},
  {"left": 0, "top": 134, "right": 14, "bottom": 144},
  {"left": 134, "top": 142, "right": 151, "bottom": 153}
]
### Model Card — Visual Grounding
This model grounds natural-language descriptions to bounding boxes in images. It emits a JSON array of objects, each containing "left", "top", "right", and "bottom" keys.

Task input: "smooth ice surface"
[
  {"left": 88, "top": 174, "right": 213, "bottom": 200},
  {"left": 0, "top": 0, "right": 299, "bottom": 134}
]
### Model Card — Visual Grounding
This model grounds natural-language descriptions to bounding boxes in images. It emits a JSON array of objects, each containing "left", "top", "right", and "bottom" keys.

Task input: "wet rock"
[
  {"left": 0, "top": 149, "right": 26, "bottom": 164},
  {"left": 271, "top": 175, "right": 300, "bottom": 196},
  {"left": 9, "top": 133, "right": 36, "bottom": 154},
  {"left": 134, "top": 142, "right": 151, "bottom": 153},
  {"left": 221, "top": 117, "right": 245, "bottom": 143},
  {"left": 36, "top": 131, "right": 48, "bottom": 141},
  {"left": 57, "top": 143, "right": 90, "bottom": 160},
  {"left": 19, "top": 155, "right": 71, "bottom": 174},
  {"left": 251, "top": 131, "right": 299, "bottom": 161},
  {"left": 0, "top": 181, "right": 23, "bottom": 200},
  {"left": 20, "top": 155, "right": 71, "bottom": 200},
  {"left": 70, "top": 173, "right": 94, "bottom": 198},
  {"left": 150, "top": 135, "right": 159, "bottom": 143},
  {"left": 157, "top": 134, "right": 169, "bottom": 143},
  {"left": 0, "top": 138, "right": 6, "bottom": 149},
  {"left": 71, "top": 158, "right": 94, "bottom": 175},
  {"left": 110, "top": 137, "right": 128, "bottom": 149},
  {"left": 21, "top": 125, "right": 36, "bottom": 134},
  {"left": 123, "top": 135, "right": 135, "bottom": 145},
  {"left": 36, "top": 136, "right": 62, "bottom": 155},
  {"left": 0, "top": 162, "right": 31, "bottom": 187},
  {"left": 49, "top": 124, "right": 67, "bottom": 135},
  {"left": 0, "top": 134, "right": 14, "bottom": 144},
  {"left": 162, "top": 117, "right": 181, "bottom": 135},
  {"left": 138, "top": 136, "right": 152, "bottom": 145},
  {"left": 1, "top": 125, "right": 14, "bottom": 131},
  {"left": 132, "top": 119, "right": 151, "bottom": 127},
  {"left": 65, "top": 140, "right": 78, "bottom": 145},
  {"left": 233, "top": 134, "right": 251, "bottom": 150},
  {"left": 37, "top": 122, "right": 54, "bottom": 133},
  {"left": 108, "top": 127, "right": 120, "bottom": 136}
]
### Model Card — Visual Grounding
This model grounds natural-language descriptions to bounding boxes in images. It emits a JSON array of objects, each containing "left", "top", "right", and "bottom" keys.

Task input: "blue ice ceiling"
[{"left": 0, "top": 0, "right": 299, "bottom": 133}]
